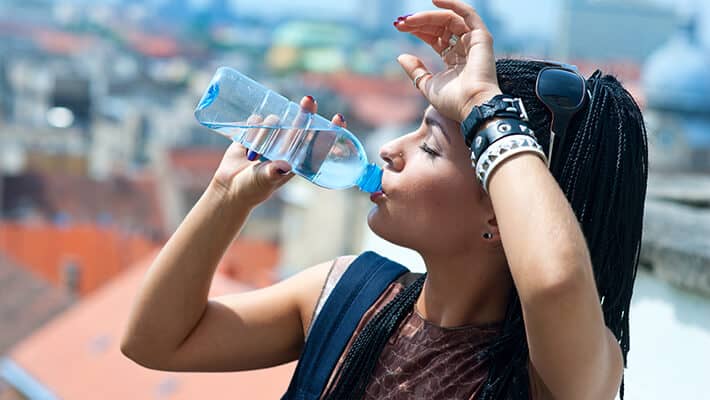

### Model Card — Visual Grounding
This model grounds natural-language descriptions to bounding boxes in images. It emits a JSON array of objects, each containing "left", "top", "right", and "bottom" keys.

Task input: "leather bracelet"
[
  {"left": 471, "top": 118, "right": 537, "bottom": 164},
  {"left": 475, "top": 134, "right": 547, "bottom": 194},
  {"left": 470, "top": 118, "right": 538, "bottom": 164},
  {"left": 461, "top": 95, "right": 529, "bottom": 148}
]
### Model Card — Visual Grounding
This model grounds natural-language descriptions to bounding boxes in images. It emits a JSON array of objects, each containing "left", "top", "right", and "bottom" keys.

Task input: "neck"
[{"left": 415, "top": 248, "right": 512, "bottom": 328}]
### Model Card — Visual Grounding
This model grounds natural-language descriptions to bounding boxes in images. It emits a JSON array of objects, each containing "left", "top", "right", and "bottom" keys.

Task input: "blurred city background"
[{"left": 1, "top": 0, "right": 709, "bottom": 398}]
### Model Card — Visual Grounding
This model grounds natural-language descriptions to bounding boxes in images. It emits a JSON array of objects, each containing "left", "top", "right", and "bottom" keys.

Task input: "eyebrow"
[{"left": 424, "top": 116, "right": 451, "bottom": 144}]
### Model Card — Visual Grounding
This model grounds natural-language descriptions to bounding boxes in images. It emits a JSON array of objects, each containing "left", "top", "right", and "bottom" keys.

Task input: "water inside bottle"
[{"left": 203, "top": 122, "right": 368, "bottom": 189}]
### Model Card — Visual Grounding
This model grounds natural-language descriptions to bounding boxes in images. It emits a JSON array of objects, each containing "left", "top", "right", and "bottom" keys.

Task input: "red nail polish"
[
  {"left": 336, "top": 113, "right": 346, "bottom": 123},
  {"left": 393, "top": 20, "right": 400, "bottom": 26},
  {"left": 305, "top": 95, "right": 314, "bottom": 102}
]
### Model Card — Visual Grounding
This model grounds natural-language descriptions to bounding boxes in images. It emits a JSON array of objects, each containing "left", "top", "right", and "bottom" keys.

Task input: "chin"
[{"left": 367, "top": 206, "right": 417, "bottom": 249}]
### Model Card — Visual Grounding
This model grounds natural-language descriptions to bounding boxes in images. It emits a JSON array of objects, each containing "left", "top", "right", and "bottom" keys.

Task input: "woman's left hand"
[{"left": 394, "top": 0, "right": 502, "bottom": 122}]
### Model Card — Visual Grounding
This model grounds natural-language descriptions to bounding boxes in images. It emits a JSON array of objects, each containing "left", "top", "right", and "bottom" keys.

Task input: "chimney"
[{"left": 60, "top": 258, "right": 81, "bottom": 295}]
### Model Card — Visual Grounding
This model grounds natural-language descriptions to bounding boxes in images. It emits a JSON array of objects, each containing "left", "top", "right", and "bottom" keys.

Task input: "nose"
[{"left": 379, "top": 145, "right": 404, "bottom": 171}]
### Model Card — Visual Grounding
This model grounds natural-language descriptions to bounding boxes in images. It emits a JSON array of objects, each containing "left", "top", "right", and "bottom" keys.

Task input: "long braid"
[
  {"left": 475, "top": 59, "right": 648, "bottom": 399},
  {"left": 322, "top": 273, "right": 427, "bottom": 400}
]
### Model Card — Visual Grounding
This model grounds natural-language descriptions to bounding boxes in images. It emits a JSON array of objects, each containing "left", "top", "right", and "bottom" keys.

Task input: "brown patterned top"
[{"left": 311, "top": 258, "right": 504, "bottom": 400}]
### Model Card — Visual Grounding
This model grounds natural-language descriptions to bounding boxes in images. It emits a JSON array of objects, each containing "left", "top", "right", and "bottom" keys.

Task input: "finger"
[
  {"left": 331, "top": 113, "right": 347, "bottom": 128},
  {"left": 299, "top": 95, "right": 317, "bottom": 114},
  {"left": 251, "top": 159, "right": 295, "bottom": 189},
  {"left": 225, "top": 140, "right": 249, "bottom": 160},
  {"left": 243, "top": 114, "right": 264, "bottom": 156},
  {"left": 275, "top": 96, "right": 317, "bottom": 158},
  {"left": 437, "top": 26, "right": 452, "bottom": 53},
  {"left": 396, "top": 23, "right": 445, "bottom": 36},
  {"left": 432, "top": 0, "right": 488, "bottom": 33},
  {"left": 409, "top": 31, "right": 447, "bottom": 54},
  {"left": 248, "top": 114, "right": 279, "bottom": 161},
  {"left": 265, "top": 159, "right": 294, "bottom": 178},
  {"left": 396, "top": 54, "right": 433, "bottom": 96},
  {"left": 396, "top": 10, "right": 469, "bottom": 35}
]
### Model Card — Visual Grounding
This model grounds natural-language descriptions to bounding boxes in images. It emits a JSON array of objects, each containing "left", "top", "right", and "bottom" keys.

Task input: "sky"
[
  {"left": 53, "top": 0, "right": 710, "bottom": 46},
  {"left": 230, "top": 0, "right": 709, "bottom": 45}
]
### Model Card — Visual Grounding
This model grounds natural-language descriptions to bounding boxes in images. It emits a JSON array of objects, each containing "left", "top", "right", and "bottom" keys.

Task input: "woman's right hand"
[{"left": 210, "top": 95, "right": 347, "bottom": 208}]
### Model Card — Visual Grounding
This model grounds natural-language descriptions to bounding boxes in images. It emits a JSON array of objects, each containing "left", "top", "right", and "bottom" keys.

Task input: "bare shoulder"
[{"left": 297, "top": 254, "right": 358, "bottom": 337}]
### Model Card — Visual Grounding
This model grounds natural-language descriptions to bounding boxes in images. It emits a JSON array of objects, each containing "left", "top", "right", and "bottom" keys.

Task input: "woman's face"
[{"left": 368, "top": 106, "right": 491, "bottom": 254}]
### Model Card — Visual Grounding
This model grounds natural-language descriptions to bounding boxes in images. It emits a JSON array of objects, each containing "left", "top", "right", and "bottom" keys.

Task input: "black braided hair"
[
  {"left": 478, "top": 59, "right": 648, "bottom": 400},
  {"left": 322, "top": 59, "right": 648, "bottom": 400},
  {"left": 322, "top": 273, "right": 427, "bottom": 400}
]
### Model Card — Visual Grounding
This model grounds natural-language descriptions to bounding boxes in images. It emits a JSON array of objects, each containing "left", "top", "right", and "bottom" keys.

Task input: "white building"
[
  {"left": 642, "top": 19, "right": 710, "bottom": 173},
  {"left": 556, "top": 0, "right": 678, "bottom": 61}
]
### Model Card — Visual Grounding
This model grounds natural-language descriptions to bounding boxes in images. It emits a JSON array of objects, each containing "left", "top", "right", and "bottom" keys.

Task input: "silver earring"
[{"left": 483, "top": 232, "right": 493, "bottom": 240}]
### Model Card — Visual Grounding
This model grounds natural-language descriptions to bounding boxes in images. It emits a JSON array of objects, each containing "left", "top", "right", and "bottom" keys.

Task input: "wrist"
[
  {"left": 458, "top": 87, "right": 503, "bottom": 122},
  {"left": 206, "top": 178, "right": 256, "bottom": 212}
]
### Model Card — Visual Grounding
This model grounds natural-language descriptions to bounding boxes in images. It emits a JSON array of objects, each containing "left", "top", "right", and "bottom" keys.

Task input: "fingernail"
[
  {"left": 398, "top": 13, "right": 413, "bottom": 20},
  {"left": 305, "top": 95, "right": 315, "bottom": 102},
  {"left": 393, "top": 20, "right": 400, "bottom": 26},
  {"left": 247, "top": 150, "right": 259, "bottom": 161},
  {"left": 277, "top": 169, "right": 289, "bottom": 175},
  {"left": 336, "top": 113, "right": 346, "bottom": 123}
]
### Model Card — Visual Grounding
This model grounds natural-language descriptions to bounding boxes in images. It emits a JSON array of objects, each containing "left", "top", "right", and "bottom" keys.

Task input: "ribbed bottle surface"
[{"left": 195, "top": 67, "right": 381, "bottom": 192}]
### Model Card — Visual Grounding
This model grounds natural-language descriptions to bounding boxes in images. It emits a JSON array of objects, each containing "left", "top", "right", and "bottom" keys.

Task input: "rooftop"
[
  {"left": 1, "top": 252, "right": 295, "bottom": 399},
  {"left": 0, "top": 253, "right": 75, "bottom": 355},
  {"left": 0, "top": 221, "right": 160, "bottom": 297}
]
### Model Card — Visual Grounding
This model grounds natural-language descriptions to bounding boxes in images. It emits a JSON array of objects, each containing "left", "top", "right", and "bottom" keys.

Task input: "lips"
[
  {"left": 370, "top": 178, "right": 388, "bottom": 202},
  {"left": 370, "top": 189, "right": 386, "bottom": 202}
]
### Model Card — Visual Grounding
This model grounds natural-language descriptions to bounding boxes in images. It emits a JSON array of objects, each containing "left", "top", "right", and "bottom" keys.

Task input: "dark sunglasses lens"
[{"left": 537, "top": 69, "right": 585, "bottom": 110}]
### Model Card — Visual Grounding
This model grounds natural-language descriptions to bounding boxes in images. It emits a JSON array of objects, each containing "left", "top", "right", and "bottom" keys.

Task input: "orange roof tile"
[
  {"left": 168, "top": 148, "right": 224, "bottom": 190},
  {"left": 125, "top": 32, "right": 180, "bottom": 58},
  {"left": 4, "top": 252, "right": 296, "bottom": 399},
  {"left": 0, "top": 222, "right": 160, "bottom": 297},
  {"left": 302, "top": 72, "right": 424, "bottom": 127},
  {"left": 0, "top": 254, "right": 75, "bottom": 355},
  {"left": 33, "top": 30, "right": 96, "bottom": 56},
  {"left": 217, "top": 239, "right": 281, "bottom": 288},
  {"left": 3, "top": 172, "right": 164, "bottom": 238}
]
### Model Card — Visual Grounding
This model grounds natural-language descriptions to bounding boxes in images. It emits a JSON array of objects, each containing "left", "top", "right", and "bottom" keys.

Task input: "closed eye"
[{"left": 419, "top": 143, "right": 440, "bottom": 158}]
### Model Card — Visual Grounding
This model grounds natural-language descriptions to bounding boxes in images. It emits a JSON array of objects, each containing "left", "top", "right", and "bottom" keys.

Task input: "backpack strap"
[{"left": 281, "top": 251, "right": 409, "bottom": 400}]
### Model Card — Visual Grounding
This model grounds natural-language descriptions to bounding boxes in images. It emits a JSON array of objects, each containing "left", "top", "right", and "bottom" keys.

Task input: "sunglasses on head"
[{"left": 534, "top": 61, "right": 590, "bottom": 171}]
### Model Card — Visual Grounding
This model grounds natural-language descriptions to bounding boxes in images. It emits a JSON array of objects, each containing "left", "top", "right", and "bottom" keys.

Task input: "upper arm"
[
  {"left": 142, "top": 259, "right": 336, "bottom": 372},
  {"left": 522, "top": 264, "right": 623, "bottom": 400}
]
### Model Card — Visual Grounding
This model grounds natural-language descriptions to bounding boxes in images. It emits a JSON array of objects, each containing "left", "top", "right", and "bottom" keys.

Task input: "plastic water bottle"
[{"left": 194, "top": 67, "right": 382, "bottom": 193}]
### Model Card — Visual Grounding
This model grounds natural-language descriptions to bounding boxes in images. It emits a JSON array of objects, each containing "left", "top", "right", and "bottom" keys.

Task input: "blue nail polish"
[{"left": 247, "top": 150, "right": 259, "bottom": 161}]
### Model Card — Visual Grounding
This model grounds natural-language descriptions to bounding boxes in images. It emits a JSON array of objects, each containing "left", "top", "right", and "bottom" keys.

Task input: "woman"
[{"left": 120, "top": 0, "right": 647, "bottom": 399}]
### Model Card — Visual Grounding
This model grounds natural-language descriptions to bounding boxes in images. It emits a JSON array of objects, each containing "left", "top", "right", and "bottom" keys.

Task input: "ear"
[
  {"left": 478, "top": 192, "right": 501, "bottom": 241},
  {"left": 486, "top": 215, "right": 500, "bottom": 238}
]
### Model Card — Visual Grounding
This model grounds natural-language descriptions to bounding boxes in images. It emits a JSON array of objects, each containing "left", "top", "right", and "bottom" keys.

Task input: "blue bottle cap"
[{"left": 356, "top": 163, "right": 383, "bottom": 193}]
